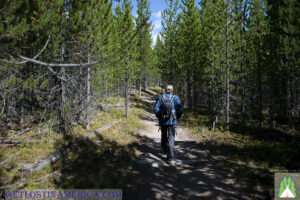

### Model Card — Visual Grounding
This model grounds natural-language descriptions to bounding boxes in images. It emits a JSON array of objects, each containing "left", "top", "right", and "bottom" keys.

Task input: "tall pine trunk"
[
  {"left": 187, "top": 69, "right": 192, "bottom": 109},
  {"left": 289, "top": 64, "right": 295, "bottom": 131},
  {"left": 125, "top": 51, "right": 130, "bottom": 118},
  {"left": 86, "top": 50, "right": 91, "bottom": 129},
  {"left": 241, "top": 3, "right": 245, "bottom": 123},
  {"left": 211, "top": 34, "right": 217, "bottom": 130},
  {"left": 59, "top": 65, "right": 66, "bottom": 134},
  {"left": 225, "top": 0, "right": 230, "bottom": 129},
  {"left": 137, "top": 71, "right": 142, "bottom": 98},
  {"left": 59, "top": 8, "right": 66, "bottom": 134},
  {"left": 256, "top": 44, "right": 263, "bottom": 128}
]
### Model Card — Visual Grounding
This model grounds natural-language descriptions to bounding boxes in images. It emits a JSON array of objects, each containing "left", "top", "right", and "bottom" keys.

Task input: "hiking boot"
[
  {"left": 166, "top": 159, "right": 176, "bottom": 165},
  {"left": 166, "top": 156, "right": 175, "bottom": 165}
]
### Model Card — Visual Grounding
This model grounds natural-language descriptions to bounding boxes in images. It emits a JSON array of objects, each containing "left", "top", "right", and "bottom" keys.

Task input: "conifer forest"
[{"left": 0, "top": 0, "right": 299, "bottom": 199}]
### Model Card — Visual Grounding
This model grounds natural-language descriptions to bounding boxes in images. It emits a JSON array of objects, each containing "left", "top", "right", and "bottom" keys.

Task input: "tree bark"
[
  {"left": 59, "top": 5, "right": 66, "bottom": 134},
  {"left": 256, "top": 42, "right": 263, "bottom": 128},
  {"left": 59, "top": 61, "right": 66, "bottom": 134},
  {"left": 241, "top": 2, "right": 246, "bottom": 123},
  {"left": 211, "top": 33, "right": 217, "bottom": 130},
  {"left": 225, "top": 0, "right": 230, "bottom": 129},
  {"left": 186, "top": 69, "right": 192, "bottom": 110},
  {"left": 86, "top": 50, "right": 91, "bottom": 129},
  {"left": 137, "top": 71, "right": 142, "bottom": 98},
  {"left": 125, "top": 51, "right": 130, "bottom": 118}
]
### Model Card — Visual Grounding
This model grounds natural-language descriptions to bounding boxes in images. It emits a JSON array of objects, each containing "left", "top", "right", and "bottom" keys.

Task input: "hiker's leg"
[
  {"left": 167, "top": 125, "right": 176, "bottom": 159},
  {"left": 161, "top": 126, "right": 168, "bottom": 153}
]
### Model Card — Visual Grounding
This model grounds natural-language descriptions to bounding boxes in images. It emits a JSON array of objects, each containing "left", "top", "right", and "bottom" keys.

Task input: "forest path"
[{"left": 127, "top": 92, "right": 260, "bottom": 200}]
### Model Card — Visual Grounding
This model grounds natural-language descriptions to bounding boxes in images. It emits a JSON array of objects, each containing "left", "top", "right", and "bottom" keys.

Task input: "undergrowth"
[
  {"left": 0, "top": 98, "right": 146, "bottom": 195},
  {"left": 181, "top": 108, "right": 300, "bottom": 198}
]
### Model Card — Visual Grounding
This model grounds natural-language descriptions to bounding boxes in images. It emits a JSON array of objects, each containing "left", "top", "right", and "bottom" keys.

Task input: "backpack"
[{"left": 159, "top": 95, "right": 175, "bottom": 123}]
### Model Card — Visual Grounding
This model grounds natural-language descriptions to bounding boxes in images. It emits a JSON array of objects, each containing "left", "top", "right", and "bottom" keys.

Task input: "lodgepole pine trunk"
[
  {"left": 225, "top": 0, "right": 230, "bottom": 129},
  {"left": 211, "top": 33, "right": 217, "bottom": 130},
  {"left": 59, "top": 5, "right": 66, "bottom": 134},
  {"left": 86, "top": 50, "right": 91, "bottom": 129},
  {"left": 256, "top": 40, "right": 263, "bottom": 128},
  {"left": 125, "top": 51, "right": 130, "bottom": 118}
]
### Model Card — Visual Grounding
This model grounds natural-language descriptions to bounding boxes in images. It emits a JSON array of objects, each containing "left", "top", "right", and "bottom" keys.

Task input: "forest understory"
[{"left": 0, "top": 88, "right": 299, "bottom": 200}]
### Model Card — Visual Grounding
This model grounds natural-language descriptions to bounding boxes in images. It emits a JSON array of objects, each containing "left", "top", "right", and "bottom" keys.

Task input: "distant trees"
[{"left": 154, "top": 0, "right": 299, "bottom": 129}]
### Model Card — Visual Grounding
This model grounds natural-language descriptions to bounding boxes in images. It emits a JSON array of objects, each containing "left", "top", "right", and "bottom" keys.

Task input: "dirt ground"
[{"left": 127, "top": 95, "right": 267, "bottom": 200}]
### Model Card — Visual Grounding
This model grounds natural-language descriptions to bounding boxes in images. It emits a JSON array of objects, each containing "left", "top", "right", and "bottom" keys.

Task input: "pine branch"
[
  {"left": 0, "top": 33, "right": 51, "bottom": 65},
  {"left": 0, "top": 18, "right": 149, "bottom": 68}
]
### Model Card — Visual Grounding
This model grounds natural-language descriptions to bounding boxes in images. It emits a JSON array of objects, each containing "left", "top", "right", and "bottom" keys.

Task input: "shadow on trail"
[
  {"left": 128, "top": 133, "right": 272, "bottom": 200},
  {"left": 128, "top": 92, "right": 272, "bottom": 199},
  {"left": 51, "top": 134, "right": 139, "bottom": 199}
]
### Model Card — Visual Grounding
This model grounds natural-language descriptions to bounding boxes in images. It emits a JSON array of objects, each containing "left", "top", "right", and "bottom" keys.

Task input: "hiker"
[{"left": 154, "top": 85, "right": 183, "bottom": 163}]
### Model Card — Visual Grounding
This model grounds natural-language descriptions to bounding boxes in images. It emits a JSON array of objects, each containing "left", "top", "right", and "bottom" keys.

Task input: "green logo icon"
[{"left": 278, "top": 176, "right": 297, "bottom": 198}]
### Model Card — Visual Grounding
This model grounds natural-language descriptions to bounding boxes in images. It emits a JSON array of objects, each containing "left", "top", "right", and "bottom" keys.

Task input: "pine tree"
[
  {"left": 136, "top": 0, "right": 152, "bottom": 98},
  {"left": 178, "top": 0, "right": 201, "bottom": 109},
  {"left": 115, "top": 0, "right": 137, "bottom": 118},
  {"left": 0, "top": 0, "right": 64, "bottom": 128},
  {"left": 267, "top": 0, "right": 300, "bottom": 130},
  {"left": 248, "top": 0, "right": 269, "bottom": 128},
  {"left": 160, "top": 0, "right": 180, "bottom": 86},
  {"left": 153, "top": 35, "right": 164, "bottom": 86},
  {"left": 199, "top": 0, "right": 227, "bottom": 129}
]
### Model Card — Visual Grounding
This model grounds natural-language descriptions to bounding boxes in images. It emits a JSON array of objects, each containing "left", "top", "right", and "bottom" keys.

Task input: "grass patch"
[{"left": 0, "top": 101, "right": 146, "bottom": 197}]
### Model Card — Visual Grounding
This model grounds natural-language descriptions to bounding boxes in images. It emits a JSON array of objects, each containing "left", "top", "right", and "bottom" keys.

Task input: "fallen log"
[
  {"left": 86, "top": 120, "right": 121, "bottom": 139},
  {"left": 6, "top": 127, "right": 32, "bottom": 139},
  {"left": 1, "top": 139, "right": 47, "bottom": 144},
  {"left": 0, "top": 180, "right": 23, "bottom": 189},
  {"left": 18, "top": 120, "right": 121, "bottom": 172}
]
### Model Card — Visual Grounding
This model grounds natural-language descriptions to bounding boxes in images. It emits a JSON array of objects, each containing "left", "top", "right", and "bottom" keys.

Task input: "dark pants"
[{"left": 161, "top": 125, "right": 176, "bottom": 159}]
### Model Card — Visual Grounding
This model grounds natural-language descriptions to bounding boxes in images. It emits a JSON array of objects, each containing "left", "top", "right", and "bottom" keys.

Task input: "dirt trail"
[{"left": 127, "top": 93, "right": 264, "bottom": 200}]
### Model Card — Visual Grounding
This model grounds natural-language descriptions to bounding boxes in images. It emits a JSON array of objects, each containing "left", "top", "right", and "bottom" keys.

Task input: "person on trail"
[{"left": 154, "top": 85, "right": 183, "bottom": 163}]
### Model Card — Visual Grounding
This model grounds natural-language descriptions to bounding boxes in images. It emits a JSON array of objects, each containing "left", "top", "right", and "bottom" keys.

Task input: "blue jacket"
[{"left": 154, "top": 93, "right": 183, "bottom": 126}]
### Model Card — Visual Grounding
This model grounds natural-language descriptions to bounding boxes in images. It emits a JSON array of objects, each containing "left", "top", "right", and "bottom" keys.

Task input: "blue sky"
[{"left": 113, "top": 0, "right": 168, "bottom": 43}]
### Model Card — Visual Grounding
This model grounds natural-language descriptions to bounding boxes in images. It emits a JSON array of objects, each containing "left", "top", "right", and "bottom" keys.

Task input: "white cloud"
[
  {"left": 152, "top": 32, "right": 162, "bottom": 47},
  {"left": 152, "top": 33, "right": 158, "bottom": 44},
  {"left": 153, "top": 11, "right": 161, "bottom": 18},
  {"left": 153, "top": 19, "right": 162, "bottom": 32},
  {"left": 151, "top": 19, "right": 162, "bottom": 46}
]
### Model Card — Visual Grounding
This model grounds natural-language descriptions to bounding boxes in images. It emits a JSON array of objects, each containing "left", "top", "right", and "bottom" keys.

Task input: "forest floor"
[
  {"left": 1, "top": 88, "right": 299, "bottom": 200},
  {"left": 126, "top": 90, "right": 271, "bottom": 200}
]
